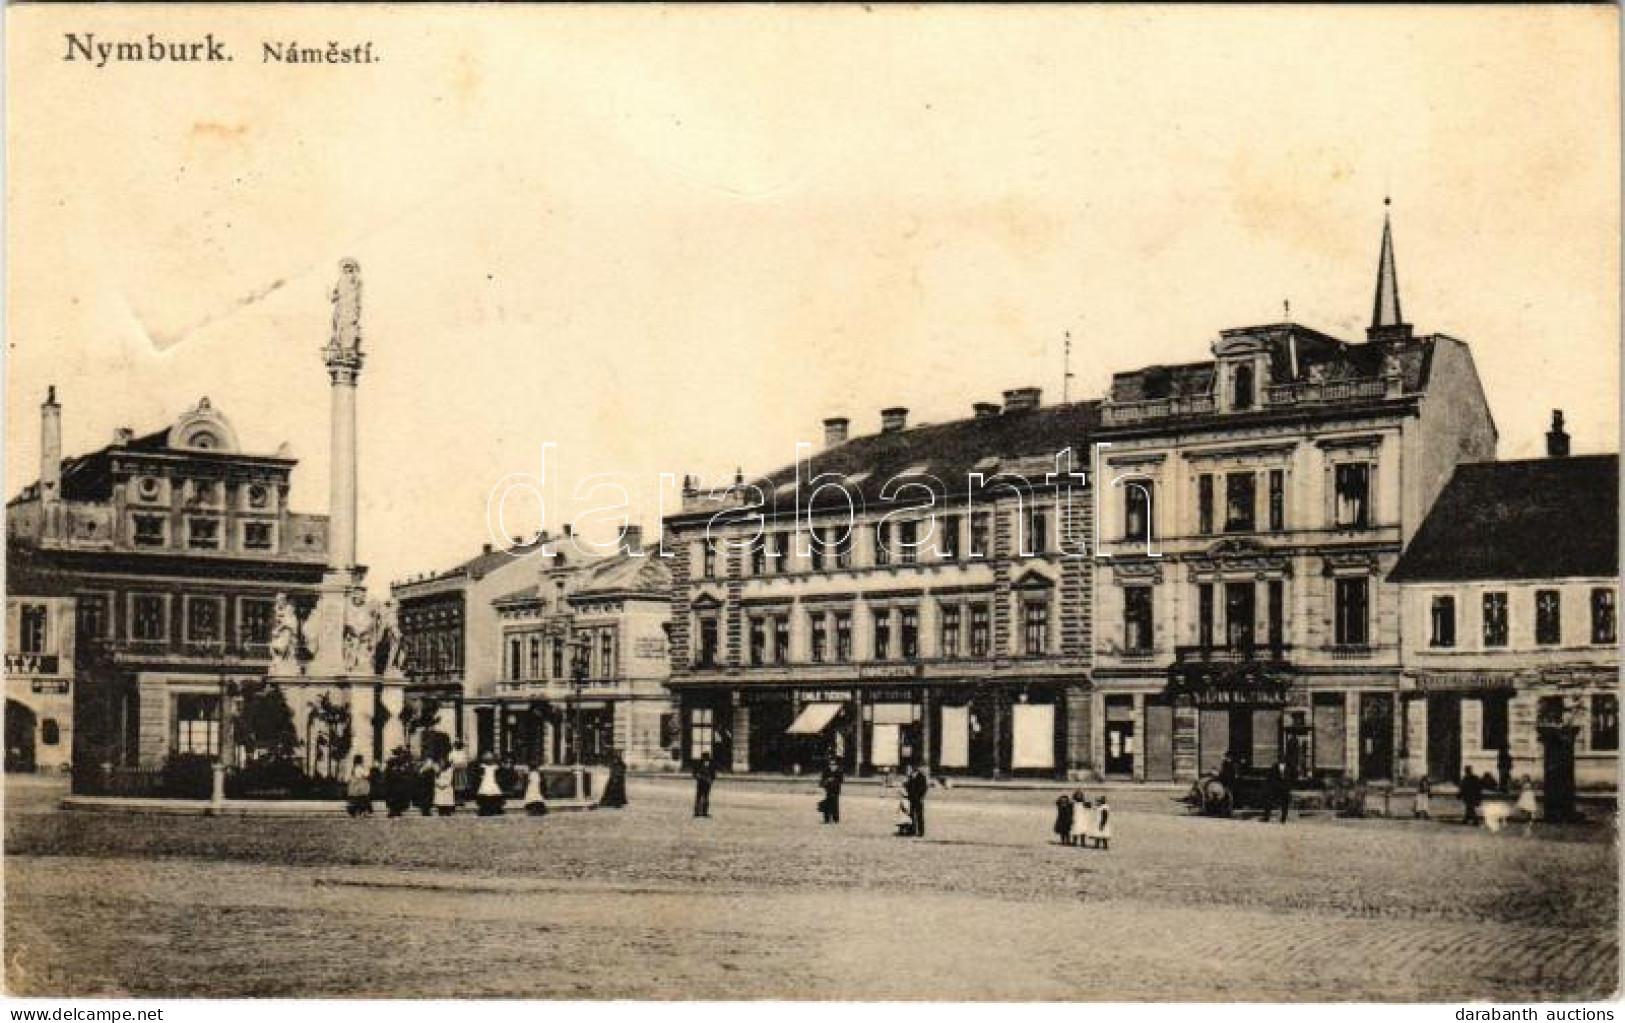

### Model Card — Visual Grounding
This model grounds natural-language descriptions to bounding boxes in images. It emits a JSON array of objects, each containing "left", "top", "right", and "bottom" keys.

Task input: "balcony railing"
[
  {"left": 1266, "top": 378, "right": 1387, "bottom": 406},
  {"left": 1101, "top": 394, "right": 1217, "bottom": 426},
  {"left": 1174, "top": 643, "right": 1292, "bottom": 665}
]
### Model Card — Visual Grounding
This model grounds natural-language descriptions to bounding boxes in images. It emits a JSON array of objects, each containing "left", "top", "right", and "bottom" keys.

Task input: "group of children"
[{"left": 1053, "top": 790, "right": 1112, "bottom": 850}]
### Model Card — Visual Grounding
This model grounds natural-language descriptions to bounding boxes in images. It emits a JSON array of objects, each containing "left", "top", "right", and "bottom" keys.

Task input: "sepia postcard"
[{"left": 2, "top": 2, "right": 1620, "bottom": 1008}]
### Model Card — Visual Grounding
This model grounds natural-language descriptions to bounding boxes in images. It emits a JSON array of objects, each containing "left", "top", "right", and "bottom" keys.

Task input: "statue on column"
[{"left": 329, "top": 258, "right": 363, "bottom": 355}]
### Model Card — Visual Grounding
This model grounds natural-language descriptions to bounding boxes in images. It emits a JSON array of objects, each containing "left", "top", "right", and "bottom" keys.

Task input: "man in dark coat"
[
  {"left": 599, "top": 752, "right": 628, "bottom": 808},
  {"left": 904, "top": 764, "right": 929, "bottom": 837},
  {"left": 818, "top": 759, "right": 844, "bottom": 824},
  {"left": 1496, "top": 746, "right": 1513, "bottom": 794},
  {"left": 692, "top": 753, "right": 716, "bottom": 818},
  {"left": 1264, "top": 759, "right": 1291, "bottom": 824},
  {"left": 1460, "top": 767, "right": 1482, "bottom": 825}
]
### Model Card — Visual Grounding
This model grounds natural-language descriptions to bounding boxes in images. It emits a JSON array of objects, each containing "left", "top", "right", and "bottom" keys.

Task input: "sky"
[{"left": 6, "top": 5, "right": 1619, "bottom": 593}]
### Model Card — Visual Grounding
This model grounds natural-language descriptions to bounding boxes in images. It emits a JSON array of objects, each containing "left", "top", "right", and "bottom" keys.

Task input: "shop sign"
[
  {"left": 6, "top": 654, "right": 59, "bottom": 676},
  {"left": 859, "top": 663, "right": 919, "bottom": 680},
  {"left": 31, "top": 679, "right": 69, "bottom": 695},
  {"left": 796, "top": 688, "right": 855, "bottom": 702},
  {"left": 634, "top": 637, "right": 667, "bottom": 658},
  {"left": 1414, "top": 673, "right": 1518, "bottom": 694}
]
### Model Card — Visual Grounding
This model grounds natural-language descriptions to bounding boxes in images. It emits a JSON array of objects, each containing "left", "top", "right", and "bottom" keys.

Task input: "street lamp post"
[{"left": 569, "top": 636, "right": 591, "bottom": 767}]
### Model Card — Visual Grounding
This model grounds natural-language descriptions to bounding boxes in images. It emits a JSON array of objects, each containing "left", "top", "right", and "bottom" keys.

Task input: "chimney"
[
  {"left": 562, "top": 522, "right": 573, "bottom": 538},
  {"left": 973, "top": 402, "right": 1002, "bottom": 421},
  {"left": 114, "top": 426, "right": 134, "bottom": 446},
  {"left": 1002, "top": 387, "right": 1042, "bottom": 413},
  {"left": 623, "top": 524, "right": 644, "bottom": 552},
  {"left": 880, "top": 407, "right": 909, "bottom": 433},
  {"left": 40, "top": 386, "right": 61, "bottom": 504},
  {"left": 1546, "top": 409, "right": 1570, "bottom": 458},
  {"left": 823, "top": 417, "right": 850, "bottom": 449},
  {"left": 482, "top": 542, "right": 493, "bottom": 555}
]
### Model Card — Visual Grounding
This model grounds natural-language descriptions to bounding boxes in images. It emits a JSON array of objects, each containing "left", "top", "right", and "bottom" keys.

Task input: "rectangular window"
[
  {"left": 18, "top": 604, "right": 48, "bottom": 655},
  {"left": 1591, "top": 694, "right": 1619, "bottom": 752},
  {"left": 131, "top": 594, "right": 166, "bottom": 643},
  {"left": 1123, "top": 586, "right": 1153, "bottom": 653},
  {"left": 773, "top": 616, "right": 790, "bottom": 664},
  {"left": 187, "top": 517, "right": 221, "bottom": 550},
  {"left": 1268, "top": 469, "right": 1285, "bottom": 532},
  {"left": 1535, "top": 589, "right": 1562, "bottom": 645},
  {"left": 1591, "top": 588, "right": 1616, "bottom": 645},
  {"left": 773, "top": 533, "right": 790, "bottom": 574},
  {"left": 697, "top": 618, "right": 719, "bottom": 668},
  {"left": 1026, "top": 508, "right": 1048, "bottom": 554},
  {"left": 1334, "top": 578, "right": 1369, "bottom": 646},
  {"left": 1481, "top": 697, "right": 1510, "bottom": 751},
  {"left": 834, "top": 612, "right": 853, "bottom": 662},
  {"left": 873, "top": 609, "right": 892, "bottom": 660},
  {"left": 601, "top": 632, "right": 616, "bottom": 678},
  {"left": 970, "top": 512, "right": 991, "bottom": 558},
  {"left": 939, "top": 515, "right": 960, "bottom": 559},
  {"left": 185, "top": 597, "right": 222, "bottom": 644},
  {"left": 552, "top": 637, "right": 566, "bottom": 677},
  {"left": 1430, "top": 595, "right": 1457, "bottom": 648},
  {"left": 749, "top": 616, "right": 767, "bottom": 666},
  {"left": 243, "top": 522, "right": 274, "bottom": 551},
  {"left": 750, "top": 541, "right": 766, "bottom": 577},
  {"left": 1267, "top": 580, "right": 1284, "bottom": 650},
  {"left": 1483, "top": 592, "right": 1509, "bottom": 647},
  {"left": 873, "top": 522, "right": 891, "bottom": 567},
  {"left": 1333, "top": 463, "right": 1371, "bottom": 529},
  {"left": 1224, "top": 582, "right": 1255, "bottom": 649},
  {"left": 174, "top": 694, "right": 221, "bottom": 757},
  {"left": 688, "top": 707, "right": 715, "bottom": 761},
  {"left": 1224, "top": 472, "right": 1256, "bottom": 533},
  {"left": 809, "top": 528, "right": 825, "bottom": 571},
  {"left": 969, "top": 604, "right": 991, "bottom": 657},
  {"left": 529, "top": 636, "right": 542, "bottom": 679},
  {"left": 76, "top": 594, "right": 110, "bottom": 643},
  {"left": 1023, "top": 599, "right": 1050, "bottom": 656},
  {"left": 701, "top": 541, "right": 717, "bottom": 579},
  {"left": 940, "top": 605, "right": 961, "bottom": 658},
  {"left": 508, "top": 636, "right": 523, "bottom": 681},
  {"left": 1124, "top": 483, "right": 1151, "bottom": 543},
  {"left": 239, "top": 598, "right": 275, "bottom": 647},
  {"left": 900, "top": 607, "right": 919, "bottom": 659},
  {"left": 898, "top": 520, "right": 918, "bottom": 565},
  {"left": 810, "top": 613, "right": 828, "bottom": 663},
  {"left": 132, "top": 514, "right": 166, "bottom": 547},
  {"left": 1198, "top": 583, "right": 1214, "bottom": 650},
  {"left": 835, "top": 527, "right": 854, "bottom": 569},
  {"left": 1197, "top": 474, "right": 1214, "bottom": 535}
]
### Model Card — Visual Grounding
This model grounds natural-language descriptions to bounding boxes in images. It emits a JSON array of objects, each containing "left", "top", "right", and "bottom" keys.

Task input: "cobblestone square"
[{"left": 4, "top": 778, "right": 1616, "bottom": 1000}]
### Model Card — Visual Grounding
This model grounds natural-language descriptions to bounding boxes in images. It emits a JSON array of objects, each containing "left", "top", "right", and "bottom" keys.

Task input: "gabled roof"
[{"left": 1389, "top": 455, "right": 1618, "bottom": 583}]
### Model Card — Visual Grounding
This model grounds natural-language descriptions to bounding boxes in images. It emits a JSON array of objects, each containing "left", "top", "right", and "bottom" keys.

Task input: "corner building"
[
  {"left": 665, "top": 389, "right": 1096, "bottom": 778},
  {"left": 1091, "top": 215, "right": 1496, "bottom": 783}
]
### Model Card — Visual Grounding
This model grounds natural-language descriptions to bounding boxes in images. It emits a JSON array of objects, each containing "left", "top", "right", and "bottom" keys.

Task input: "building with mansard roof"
[{"left": 1091, "top": 208, "right": 1498, "bottom": 785}]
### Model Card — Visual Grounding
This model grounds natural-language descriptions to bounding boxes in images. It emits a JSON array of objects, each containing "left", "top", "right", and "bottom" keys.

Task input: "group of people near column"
[
  {"left": 1449, "top": 767, "right": 1540, "bottom": 833},
  {"left": 1052, "top": 790, "right": 1113, "bottom": 849},
  {"left": 344, "top": 740, "right": 629, "bottom": 818}
]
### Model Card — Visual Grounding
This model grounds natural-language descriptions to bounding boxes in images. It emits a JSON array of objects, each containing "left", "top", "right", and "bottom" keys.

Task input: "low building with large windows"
[
  {"left": 1091, "top": 213, "right": 1497, "bottom": 784},
  {"left": 5, "top": 389, "right": 330, "bottom": 771},
  {"left": 664, "top": 390, "right": 1096, "bottom": 778},
  {"left": 1390, "top": 426, "right": 1618, "bottom": 793}
]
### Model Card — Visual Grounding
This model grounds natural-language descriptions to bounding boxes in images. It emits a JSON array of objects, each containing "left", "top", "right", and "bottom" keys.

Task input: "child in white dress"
[{"left": 1516, "top": 775, "right": 1538, "bottom": 834}]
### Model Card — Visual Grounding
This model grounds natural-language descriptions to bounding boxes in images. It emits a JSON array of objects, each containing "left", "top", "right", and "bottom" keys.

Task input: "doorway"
[
  {"left": 1359, "top": 694, "right": 1394, "bottom": 780},
  {"left": 5, "top": 700, "right": 36, "bottom": 772},
  {"left": 1426, "top": 694, "right": 1461, "bottom": 784}
]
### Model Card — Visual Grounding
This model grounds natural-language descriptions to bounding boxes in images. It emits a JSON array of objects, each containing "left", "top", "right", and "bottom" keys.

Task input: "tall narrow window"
[
  {"left": 873, "top": 609, "right": 892, "bottom": 660},
  {"left": 970, "top": 604, "right": 990, "bottom": 657},
  {"left": 898, "top": 520, "right": 918, "bottom": 564},
  {"left": 1482, "top": 697, "right": 1510, "bottom": 751},
  {"left": 809, "top": 528, "right": 825, "bottom": 572},
  {"left": 1483, "top": 592, "right": 1509, "bottom": 647},
  {"left": 835, "top": 527, "right": 854, "bottom": 569},
  {"left": 939, "top": 515, "right": 960, "bottom": 559},
  {"left": 970, "top": 512, "right": 991, "bottom": 558},
  {"left": 1333, "top": 463, "right": 1371, "bottom": 528},
  {"left": 508, "top": 637, "right": 522, "bottom": 681},
  {"left": 750, "top": 541, "right": 766, "bottom": 576},
  {"left": 529, "top": 636, "right": 542, "bottom": 679},
  {"left": 940, "top": 605, "right": 961, "bottom": 658},
  {"left": 1535, "top": 590, "right": 1561, "bottom": 645},
  {"left": 18, "top": 604, "right": 47, "bottom": 655},
  {"left": 1123, "top": 586, "right": 1153, "bottom": 653},
  {"left": 1197, "top": 474, "right": 1214, "bottom": 535},
  {"left": 900, "top": 607, "right": 919, "bottom": 659},
  {"left": 1224, "top": 582, "right": 1255, "bottom": 650},
  {"left": 1197, "top": 583, "right": 1214, "bottom": 650},
  {"left": 1430, "top": 595, "right": 1457, "bottom": 648},
  {"left": 1334, "top": 578, "right": 1369, "bottom": 646},
  {"left": 873, "top": 522, "right": 891, "bottom": 567},
  {"left": 1268, "top": 469, "right": 1285, "bottom": 532},
  {"left": 1267, "top": 580, "right": 1284, "bottom": 650},
  {"left": 810, "top": 613, "right": 828, "bottom": 663},
  {"left": 773, "top": 533, "right": 790, "bottom": 574},
  {"left": 834, "top": 612, "right": 853, "bottom": 662},
  {"left": 1124, "top": 482, "right": 1152, "bottom": 543},
  {"left": 1591, "top": 588, "right": 1616, "bottom": 645},
  {"left": 131, "top": 595, "right": 166, "bottom": 643},
  {"left": 1026, "top": 507, "right": 1048, "bottom": 554},
  {"left": 1023, "top": 599, "right": 1050, "bottom": 656},
  {"left": 701, "top": 541, "right": 717, "bottom": 579},
  {"left": 1224, "top": 472, "right": 1256, "bottom": 533},
  {"left": 1592, "top": 694, "right": 1619, "bottom": 752},
  {"left": 1232, "top": 364, "right": 1254, "bottom": 410},
  {"left": 773, "top": 617, "right": 790, "bottom": 664},
  {"left": 601, "top": 632, "right": 616, "bottom": 677},
  {"left": 552, "top": 637, "right": 566, "bottom": 677},
  {"left": 749, "top": 617, "right": 767, "bottom": 666}
]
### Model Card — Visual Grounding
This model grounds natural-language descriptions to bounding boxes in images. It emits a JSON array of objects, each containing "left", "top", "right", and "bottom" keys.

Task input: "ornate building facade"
[
  {"left": 664, "top": 391, "right": 1096, "bottom": 778},
  {"left": 1090, "top": 214, "right": 1497, "bottom": 783}
]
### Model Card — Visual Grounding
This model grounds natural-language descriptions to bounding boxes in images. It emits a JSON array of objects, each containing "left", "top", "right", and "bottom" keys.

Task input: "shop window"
[
  {"left": 1123, "top": 482, "right": 1152, "bottom": 543},
  {"left": 1122, "top": 586, "right": 1153, "bottom": 653},
  {"left": 40, "top": 719, "right": 60, "bottom": 746},
  {"left": 1225, "top": 472, "right": 1256, "bottom": 533},
  {"left": 1429, "top": 595, "right": 1456, "bottom": 648},
  {"left": 132, "top": 514, "right": 167, "bottom": 547},
  {"left": 1023, "top": 600, "right": 1050, "bottom": 656},
  {"left": 1482, "top": 592, "right": 1508, "bottom": 648},
  {"left": 900, "top": 607, "right": 919, "bottom": 660},
  {"left": 1481, "top": 698, "right": 1509, "bottom": 750},
  {"left": 1333, "top": 463, "right": 1370, "bottom": 529},
  {"left": 939, "top": 605, "right": 961, "bottom": 658},
  {"left": 1268, "top": 470, "right": 1285, "bottom": 532},
  {"left": 1535, "top": 590, "right": 1561, "bottom": 645},
  {"left": 810, "top": 613, "right": 828, "bottom": 663},
  {"left": 1334, "top": 577, "right": 1369, "bottom": 646},
  {"left": 834, "top": 612, "right": 853, "bottom": 662},
  {"left": 1591, "top": 695, "right": 1618, "bottom": 752},
  {"left": 18, "top": 604, "right": 47, "bottom": 655},
  {"left": 688, "top": 707, "right": 715, "bottom": 762},
  {"left": 174, "top": 694, "right": 221, "bottom": 756},
  {"left": 969, "top": 604, "right": 990, "bottom": 657},
  {"left": 873, "top": 610, "right": 892, "bottom": 661},
  {"left": 1591, "top": 588, "right": 1616, "bottom": 645},
  {"left": 969, "top": 512, "right": 991, "bottom": 558},
  {"left": 749, "top": 616, "right": 767, "bottom": 666},
  {"left": 1197, "top": 474, "right": 1215, "bottom": 535}
]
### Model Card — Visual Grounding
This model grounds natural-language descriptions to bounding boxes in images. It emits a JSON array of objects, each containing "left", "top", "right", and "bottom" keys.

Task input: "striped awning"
[{"left": 786, "top": 703, "right": 843, "bottom": 735}]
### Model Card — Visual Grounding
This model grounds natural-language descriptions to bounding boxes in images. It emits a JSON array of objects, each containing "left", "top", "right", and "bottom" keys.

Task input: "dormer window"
[{"left": 1232, "top": 364, "right": 1254, "bottom": 410}]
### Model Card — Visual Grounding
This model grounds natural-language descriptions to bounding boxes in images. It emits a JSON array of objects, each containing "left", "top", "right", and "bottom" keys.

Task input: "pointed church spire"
[{"left": 1367, "top": 197, "right": 1412, "bottom": 343}]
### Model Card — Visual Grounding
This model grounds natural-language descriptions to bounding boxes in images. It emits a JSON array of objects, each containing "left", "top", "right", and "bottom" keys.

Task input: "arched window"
[{"left": 1233, "top": 364, "right": 1254, "bottom": 410}]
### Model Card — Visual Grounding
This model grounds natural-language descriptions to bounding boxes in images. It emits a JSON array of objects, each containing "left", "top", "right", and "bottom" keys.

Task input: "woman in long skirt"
[
  {"left": 522, "top": 764, "right": 549, "bottom": 816},
  {"left": 433, "top": 762, "right": 457, "bottom": 816},
  {"left": 449, "top": 740, "right": 471, "bottom": 804}
]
